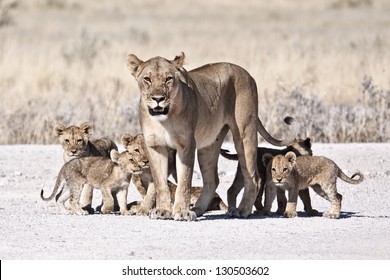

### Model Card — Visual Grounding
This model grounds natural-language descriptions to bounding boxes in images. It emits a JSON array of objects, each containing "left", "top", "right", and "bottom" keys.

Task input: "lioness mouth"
[{"left": 148, "top": 106, "right": 169, "bottom": 116}]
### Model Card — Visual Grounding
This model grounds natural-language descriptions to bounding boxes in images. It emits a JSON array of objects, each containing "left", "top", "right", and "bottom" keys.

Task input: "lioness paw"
[
  {"left": 137, "top": 207, "right": 151, "bottom": 216},
  {"left": 227, "top": 207, "right": 241, "bottom": 218},
  {"left": 254, "top": 209, "right": 272, "bottom": 216},
  {"left": 149, "top": 208, "right": 172, "bottom": 220},
  {"left": 173, "top": 210, "right": 197, "bottom": 222},
  {"left": 306, "top": 209, "right": 320, "bottom": 217}
]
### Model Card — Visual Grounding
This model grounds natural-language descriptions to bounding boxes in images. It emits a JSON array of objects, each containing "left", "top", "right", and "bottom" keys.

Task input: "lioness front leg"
[
  {"left": 172, "top": 142, "right": 197, "bottom": 221},
  {"left": 147, "top": 146, "right": 172, "bottom": 220}
]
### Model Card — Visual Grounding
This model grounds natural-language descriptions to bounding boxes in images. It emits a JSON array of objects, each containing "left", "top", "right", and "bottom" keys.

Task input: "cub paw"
[
  {"left": 173, "top": 210, "right": 197, "bottom": 221},
  {"left": 137, "top": 207, "right": 151, "bottom": 216},
  {"left": 323, "top": 211, "right": 340, "bottom": 219},
  {"left": 306, "top": 209, "right": 320, "bottom": 217},
  {"left": 283, "top": 211, "right": 297, "bottom": 218},
  {"left": 254, "top": 209, "right": 271, "bottom": 216},
  {"left": 149, "top": 208, "right": 172, "bottom": 220}
]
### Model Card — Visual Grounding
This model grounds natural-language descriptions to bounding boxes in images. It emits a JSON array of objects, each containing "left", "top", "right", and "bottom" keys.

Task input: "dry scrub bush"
[{"left": 262, "top": 76, "right": 390, "bottom": 143}]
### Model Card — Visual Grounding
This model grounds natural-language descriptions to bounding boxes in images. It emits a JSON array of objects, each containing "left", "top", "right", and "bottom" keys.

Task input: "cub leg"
[
  {"left": 69, "top": 182, "right": 88, "bottom": 215},
  {"left": 257, "top": 183, "right": 276, "bottom": 216},
  {"left": 79, "top": 183, "right": 94, "bottom": 214},
  {"left": 298, "top": 188, "right": 320, "bottom": 216},
  {"left": 226, "top": 163, "right": 244, "bottom": 214},
  {"left": 100, "top": 187, "right": 115, "bottom": 214},
  {"left": 275, "top": 188, "right": 287, "bottom": 215},
  {"left": 116, "top": 186, "right": 130, "bottom": 215},
  {"left": 284, "top": 188, "right": 299, "bottom": 218},
  {"left": 311, "top": 184, "right": 342, "bottom": 219}
]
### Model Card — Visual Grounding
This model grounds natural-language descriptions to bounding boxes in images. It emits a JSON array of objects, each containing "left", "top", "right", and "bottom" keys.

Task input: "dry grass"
[{"left": 0, "top": 0, "right": 389, "bottom": 144}]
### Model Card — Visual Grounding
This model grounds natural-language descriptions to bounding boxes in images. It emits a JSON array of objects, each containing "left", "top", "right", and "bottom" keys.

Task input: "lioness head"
[
  {"left": 121, "top": 133, "right": 149, "bottom": 169},
  {"left": 110, "top": 150, "right": 143, "bottom": 175},
  {"left": 54, "top": 122, "right": 93, "bottom": 159},
  {"left": 262, "top": 151, "right": 297, "bottom": 187},
  {"left": 126, "top": 52, "right": 186, "bottom": 120}
]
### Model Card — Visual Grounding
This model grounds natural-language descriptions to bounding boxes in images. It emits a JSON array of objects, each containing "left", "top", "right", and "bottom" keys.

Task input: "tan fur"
[
  {"left": 123, "top": 134, "right": 227, "bottom": 215},
  {"left": 41, "top": 150, "right": 139, "bottom": 215},
  {"left": 262, "top": 151, "right": 364, "bottom": 219},
  {"left": 54, "top": 122, "right": 118, "bottom": 212},
  {"left": 126, "top": 52, "right": 296, "bottom": 221},
  {"left": 221, "top": 138, "right": 319, "bottom": 216}
]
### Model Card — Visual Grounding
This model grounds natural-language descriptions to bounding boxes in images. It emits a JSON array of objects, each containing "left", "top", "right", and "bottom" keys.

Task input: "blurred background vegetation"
[{"left": 0, "top": 0, "right": 389, "bottom": 144}]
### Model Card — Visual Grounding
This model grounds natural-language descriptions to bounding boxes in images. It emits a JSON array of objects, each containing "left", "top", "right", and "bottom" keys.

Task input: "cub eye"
[
  {"left": 143, "top": 77, "right": 151, "bottom": 84},
  {"left": 64, "top": 139, "right": 70, "bottom": 144},
  {"left": 283, "top": 168, "right": 288, "bottom": 173},
  {"left": 129, "top": 158, "right": 135, "bottom": 163},
  {"left": 271, "top": 168, "right": 276, "bottom": 173},
  {"left": 134, "top": 148, "right": 140, "bottom": 154},
  {"left": 165, "top": 76, "right": 173, "bottom": 84},
  {"left": 77, "top": 139, "right": 83, "bottom": 144}
]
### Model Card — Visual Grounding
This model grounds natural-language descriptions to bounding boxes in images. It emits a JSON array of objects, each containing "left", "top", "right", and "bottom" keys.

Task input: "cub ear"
[
  {"left": 80, "top": 122, "right": 93, "bottom": 138},
  {"left": 285, "top": 151, "right": 297, "bottom": 165},
  {"left": 126, "top": 54, "right": 144, "bottom": 77},
  {"left": 262, "top": 153, "right": 274, "bottom": 167},
  {"left": 171, "top": 52, "right": 185, "bottom": 69},
  {"left": 121, "top": 133, "right": 134, "bottom": 148},
  {"left": 110, "top": 149, "right": 120, "bottom": 163},
  {"left": 304, "top": 138, "right": 312, "bottom": 149},
  {"left": 54, "top": 123, "right": 66, "bottom": 137}
]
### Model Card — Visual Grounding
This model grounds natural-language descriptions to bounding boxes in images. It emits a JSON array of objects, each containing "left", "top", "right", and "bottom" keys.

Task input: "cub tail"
[{"left": 338, "top": 170, "right": 364, "bottom": 185}]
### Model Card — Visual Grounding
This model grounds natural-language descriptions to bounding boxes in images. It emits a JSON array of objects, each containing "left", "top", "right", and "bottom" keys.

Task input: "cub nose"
[{"left": 71, "top": 150, "right": 77, "bottom": 155}]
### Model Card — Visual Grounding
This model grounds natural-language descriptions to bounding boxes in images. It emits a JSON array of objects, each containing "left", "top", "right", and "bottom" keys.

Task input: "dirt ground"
[{"left": 0, "top": 143, "right": 390, "bottom": 260}]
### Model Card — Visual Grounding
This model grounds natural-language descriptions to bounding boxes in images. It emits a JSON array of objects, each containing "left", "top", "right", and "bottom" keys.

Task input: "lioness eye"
[
  {"left": 134, "top": 148, "right": 140, "bottom": 154},
  {"left": 143, "top": 77, "right": 151, "bottom": 84}
]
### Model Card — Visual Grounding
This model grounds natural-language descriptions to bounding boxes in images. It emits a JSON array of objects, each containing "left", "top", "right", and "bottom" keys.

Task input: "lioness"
[
  {"left": 262, "top": 151, "right": 364, "bottom": 219},
  {"left": 126, "top": 52, "right": 295, "bottom": 221},
  {"left": 41, "top": 150, "right": 139, "bottom": 215},
  {"left": 221, "top": 138, "right": 319, "bottom": 216},
  {"left": 122, "top": 133, "right": 227, "bottom": 214},
  {"left": 54, "top": 122, "right": 118, "bottom": 213}
]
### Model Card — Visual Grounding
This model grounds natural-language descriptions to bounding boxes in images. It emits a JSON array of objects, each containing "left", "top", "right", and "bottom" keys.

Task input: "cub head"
[
  {"left": 54, "top": 122, "right": 93, "bottom": 160},
  {"left": 110, "top": 150, "right": 143, "bottom": 175},
  {"left": 126, "top": 52, "right": 186, "bottom": 121},
  {"left": 121, "top": 133, "right": 149, "bottom": 169},
  {"left": 289, "top": 138, "right": 313, "bottom": 156},
  {"left": 262, "top": 151, "right": 297, "bottom": 187}
]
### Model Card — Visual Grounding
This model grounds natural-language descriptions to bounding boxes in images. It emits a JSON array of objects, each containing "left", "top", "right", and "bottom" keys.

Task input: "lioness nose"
[{"left": 152, "top": 96, "right": 165, "bottom": 104}]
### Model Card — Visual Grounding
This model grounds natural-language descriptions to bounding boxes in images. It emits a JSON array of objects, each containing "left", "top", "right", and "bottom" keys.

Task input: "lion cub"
[
  {"left": 262, "top": 151, "right": 364, "bottom": 219},
  {"left": 41, "top": 150, "right": 140, "bottom": 215},
  {"left": 54, "top": 122, "right": 118, "bottom": 212},
  {"left": 221, "top": 138, "right": 318, "bottom": 216},
  {"left": 122, "top": 133, "right": 227, "bottom": 216}
]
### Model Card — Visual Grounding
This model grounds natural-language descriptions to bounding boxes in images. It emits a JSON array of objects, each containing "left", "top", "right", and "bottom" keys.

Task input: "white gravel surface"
[{"left": 0, "top": 143, "right": 389, "bottom": 260}]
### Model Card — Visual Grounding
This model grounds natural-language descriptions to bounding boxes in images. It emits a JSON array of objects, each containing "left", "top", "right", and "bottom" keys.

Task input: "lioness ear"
[
  {"left": 285, "top": 151, "right": 297, "bottom": 165},
  {"left": 171, "top": 52, "right": 185, "bottom": 69},
  {"left": 110, "top": 149, "right": 120, "bottom": 163},
  {"left": 80, "top": 122, "right": 93, "bottom": 138},
  {"left": 126, "top": 54, "right": 144, "bottom": 77},
  {"left": 262, "top": 153, "right": 274, "bottom": 167},
  {"left": 54, "top": 123, "right": 66, "bottom": 137},
  {"left": 121, "top": 133, "right": 134, "bottom": 148}
]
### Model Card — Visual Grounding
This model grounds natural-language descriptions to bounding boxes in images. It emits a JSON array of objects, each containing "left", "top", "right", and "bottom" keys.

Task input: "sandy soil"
[{"left": 0, "top": 143, "right": 389, "bottom": 260}]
